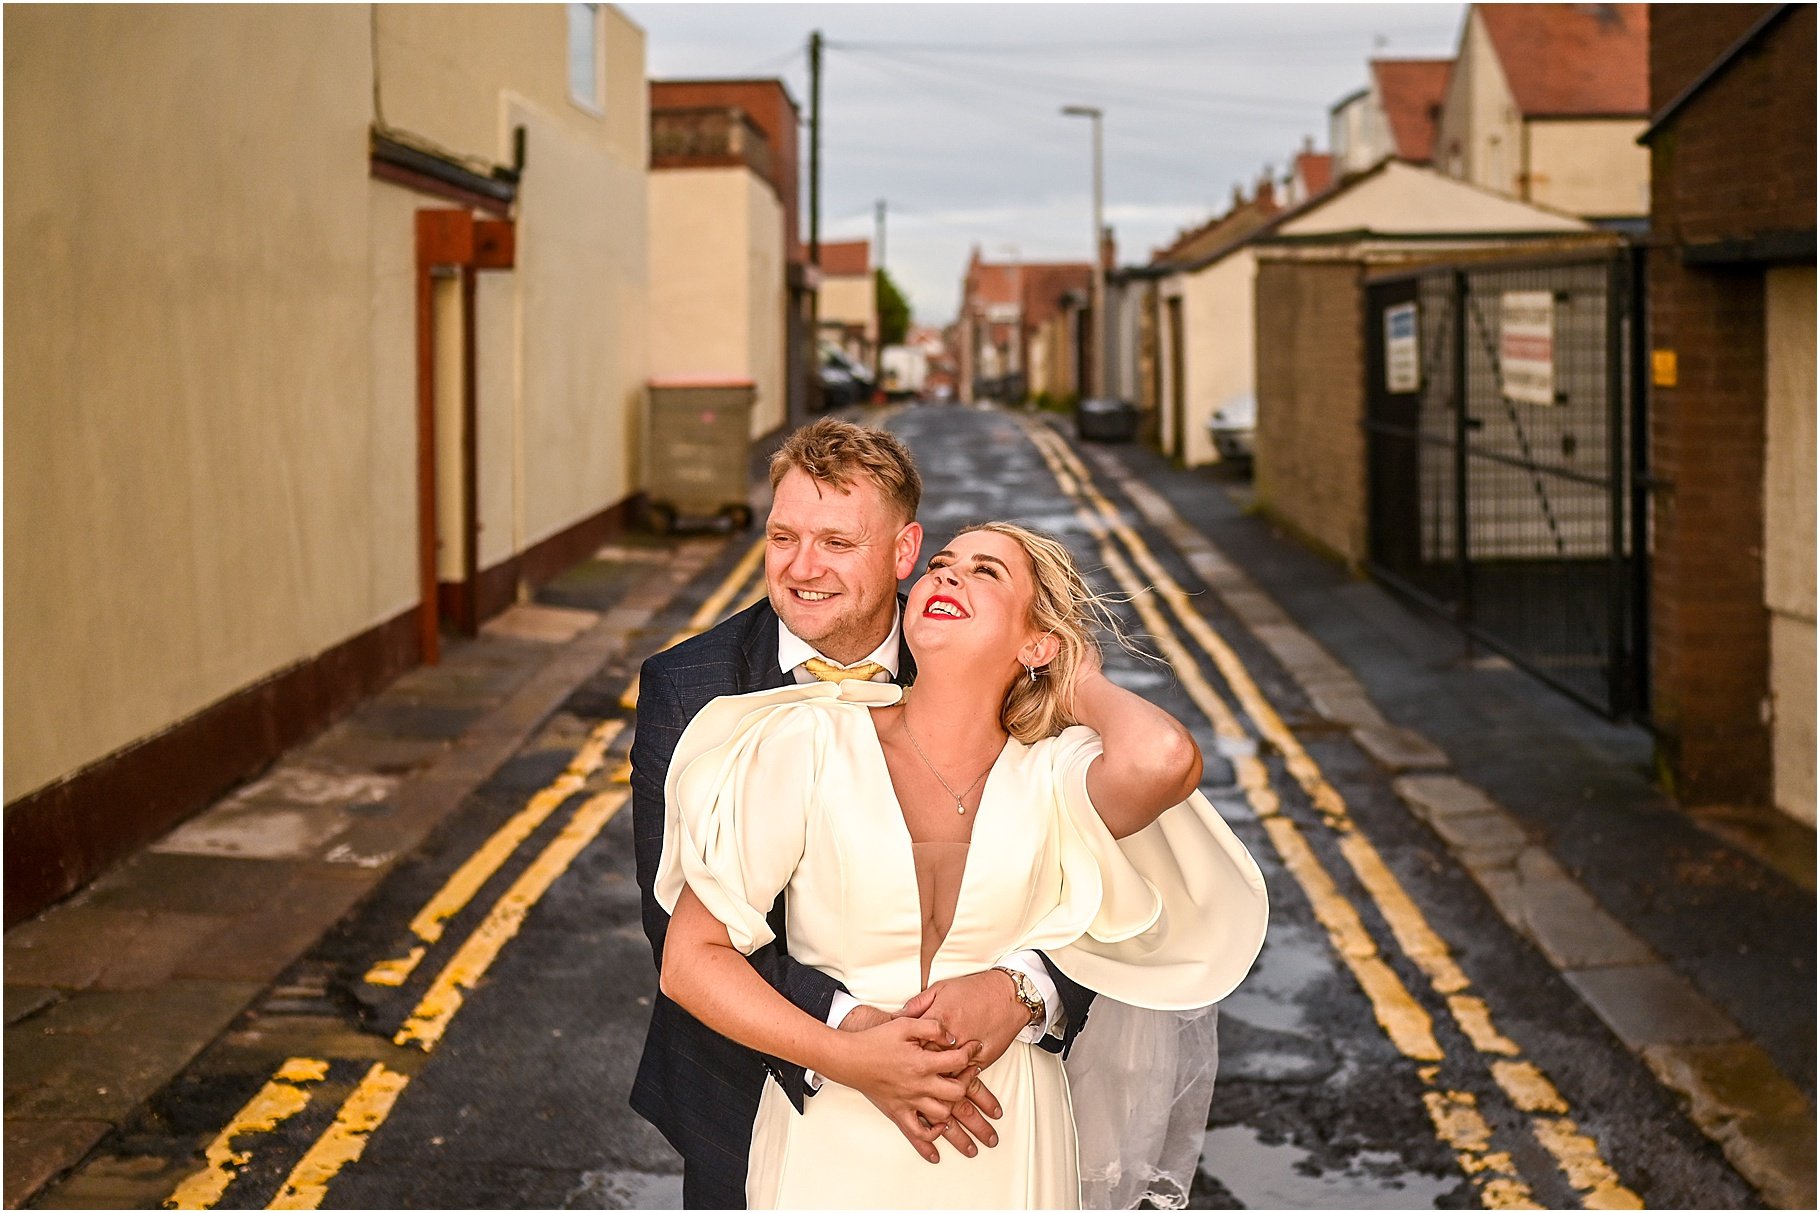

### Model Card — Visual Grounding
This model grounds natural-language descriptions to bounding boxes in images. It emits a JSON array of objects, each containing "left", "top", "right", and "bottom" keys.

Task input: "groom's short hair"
[{"left": 769, "top": 418, "right": 922, "bottom": 524}]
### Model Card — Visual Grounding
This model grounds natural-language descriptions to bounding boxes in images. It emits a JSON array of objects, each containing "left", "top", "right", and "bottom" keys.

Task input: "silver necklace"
[{"left": 899, "top": 702, "right": 998, "bottom": 815}]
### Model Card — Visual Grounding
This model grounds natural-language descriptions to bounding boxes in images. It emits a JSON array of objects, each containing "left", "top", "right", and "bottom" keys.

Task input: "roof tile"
[
  {"left": 1477, "top": 3, "right": 1650, "bottom": 117},
  {"left": 1372, "top": 58, "right": 1452, "bottom": 161},
  {"left": 819, "top": 239, "right": 870, "bottom": 277}
]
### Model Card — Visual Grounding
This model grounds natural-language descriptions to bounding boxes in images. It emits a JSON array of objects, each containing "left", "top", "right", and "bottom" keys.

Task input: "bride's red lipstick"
[{"left": 923, "top": 593, "right": 968, "bottom": 619}]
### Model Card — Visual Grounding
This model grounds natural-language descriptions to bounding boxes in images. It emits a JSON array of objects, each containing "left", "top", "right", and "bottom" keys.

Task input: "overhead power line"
[{"left": 829, "top": 41, "right": 1322, "bottom": 116}]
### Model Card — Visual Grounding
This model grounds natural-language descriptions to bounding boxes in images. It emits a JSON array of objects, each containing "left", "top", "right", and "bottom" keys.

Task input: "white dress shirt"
[{"left": 776, "top": 612, "right": 1064, "bottom": 1086}]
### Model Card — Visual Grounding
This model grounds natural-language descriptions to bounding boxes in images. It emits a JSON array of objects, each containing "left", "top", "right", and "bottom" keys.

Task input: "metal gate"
[{"left": 1364, "top": 251, "right": 1648, "bottom": 718}]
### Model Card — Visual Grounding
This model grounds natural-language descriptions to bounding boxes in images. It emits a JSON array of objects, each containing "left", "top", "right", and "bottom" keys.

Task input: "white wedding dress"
[{"left": 653, "top": 680, "right": 1267, "bottom": 1209}]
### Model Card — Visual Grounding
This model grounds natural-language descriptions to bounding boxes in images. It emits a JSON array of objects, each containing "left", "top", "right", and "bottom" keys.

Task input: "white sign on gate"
[
  {"left": 1384, "top": 303, "right": 1419, "bottom": 394},
  {"left": 1499, "top": 291, "right": 1556, "bottom": 406}
]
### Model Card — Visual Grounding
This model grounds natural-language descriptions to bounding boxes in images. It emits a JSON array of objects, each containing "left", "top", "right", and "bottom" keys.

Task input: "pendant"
[{"left": 956, "top": 800, "right": 966, "bottom": 815}]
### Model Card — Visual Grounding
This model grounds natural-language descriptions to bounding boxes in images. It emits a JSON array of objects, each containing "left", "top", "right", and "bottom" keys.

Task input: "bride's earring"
[{"left": 1023, "top": 662, "right": 1038, "bottom": 683}]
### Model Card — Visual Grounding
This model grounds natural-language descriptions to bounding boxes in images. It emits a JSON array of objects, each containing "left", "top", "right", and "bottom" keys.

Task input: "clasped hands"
[{"left": 825, "top": 969, "right": 1032, "bottom": 1164}]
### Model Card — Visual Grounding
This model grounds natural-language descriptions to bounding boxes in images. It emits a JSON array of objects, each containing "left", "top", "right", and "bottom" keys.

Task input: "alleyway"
[{"left": 10, "top": 405, "right": 1810, "bottom": 1210}]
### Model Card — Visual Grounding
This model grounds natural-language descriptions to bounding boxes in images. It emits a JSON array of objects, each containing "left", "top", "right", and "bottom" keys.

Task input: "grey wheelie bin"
[{"left": 643, "top": 377, "right": 757, "bottom": 532}]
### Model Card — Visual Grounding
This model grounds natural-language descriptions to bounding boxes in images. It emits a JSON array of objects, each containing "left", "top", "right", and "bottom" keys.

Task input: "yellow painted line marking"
[
  {"left": 1492, "top": 1060, "right": 1570, "bottom": 1114},
  {"left": 363, "top": 720, "right": 626, "bottom": 987},
  {"left": 1450, "top": 995, "right": 1522, "bottom": 1057},
  {"left": 1423, "top": 1089, "right": 1541, "bottom": 1208},
  {"left": 1028, "top": 421, "right": 1645, "bottom": 1209},
  {"left": 1531, "top": 1118, "right": 1645, "bottom": 1209},
  {"left": 394, "top": 788, "right": 631, "bottom": 1051},
  {"left": 621, "top": 536, "right": 768, "bottom": 710},
  {"left": 267, "top": 1063, "right": 410, "bottom": 1210},
  {"left": 362, "top": 947, "right": 424, "bottom": 987},
  {"left": 1263, "top": 816, "right": 1443, "bottom": 1060},
  {"left": 164, "top": 1058, "right": 329, "bottom": 1209}
]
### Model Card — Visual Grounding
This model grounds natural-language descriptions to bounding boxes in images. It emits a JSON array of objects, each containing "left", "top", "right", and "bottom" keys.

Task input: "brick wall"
[
  {"left": 1254, "top": 257, "right": 1369, "bottom": 565},
  {"left": 1647, "top": 258, "right": 1771, "bottom": 802},
  {"left": 1649, "top": 6, "right": 1816, "bottom": 243},
  {"left": 1644, "top": 5, "right": 1814, "bottom": 805}
]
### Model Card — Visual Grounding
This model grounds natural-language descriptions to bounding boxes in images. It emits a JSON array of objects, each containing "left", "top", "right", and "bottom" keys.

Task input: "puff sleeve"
[
  {"left": 1041, "top": 726, "right": 1269, "bottom": 1009},
  {"left": 652, "top": 689, "right": 828, "bottom": 955}
]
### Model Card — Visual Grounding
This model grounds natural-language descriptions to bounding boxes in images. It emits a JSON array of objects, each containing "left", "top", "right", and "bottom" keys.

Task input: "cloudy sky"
[{"left": 624, "top": 2, "right": 1466, "bottom": 324}]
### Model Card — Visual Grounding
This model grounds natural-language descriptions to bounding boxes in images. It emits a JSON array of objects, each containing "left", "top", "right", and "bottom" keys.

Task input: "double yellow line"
[
  {"left": 1021, "top": 421, "right": 1641, "bottom": 1211},
  {"left": 165, "top": 538, "right": 770, "bottom": 1211}
]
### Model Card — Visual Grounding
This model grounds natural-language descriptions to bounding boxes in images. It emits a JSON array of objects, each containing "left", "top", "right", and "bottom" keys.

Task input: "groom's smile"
[{"left": 765, "top": 467, "right": 922, "bottom": 665}]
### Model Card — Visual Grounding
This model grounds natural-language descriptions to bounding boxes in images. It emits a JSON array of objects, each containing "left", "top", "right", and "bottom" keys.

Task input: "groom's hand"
[
  {"left": 838, "top": 1005, "right": 990, "bottom": 1161},
  {"left": 901, "top": 970, "right": 1029, "bottom": 1072}
]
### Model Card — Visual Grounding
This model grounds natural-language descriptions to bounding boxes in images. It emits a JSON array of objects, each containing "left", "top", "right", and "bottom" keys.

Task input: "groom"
[{"left": 629, "top": 418, "right": 1094, "bottom": 1208}]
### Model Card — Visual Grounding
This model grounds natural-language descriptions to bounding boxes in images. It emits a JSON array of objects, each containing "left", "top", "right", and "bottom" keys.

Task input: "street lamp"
[{"left": 1061, "top": 104, "right": 1105, "bottom": 399}]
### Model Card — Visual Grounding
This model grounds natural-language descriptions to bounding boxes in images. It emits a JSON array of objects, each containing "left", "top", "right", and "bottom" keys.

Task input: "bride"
[{"left": 655, "top": 522, "right": 1267, "bottom": 1208}]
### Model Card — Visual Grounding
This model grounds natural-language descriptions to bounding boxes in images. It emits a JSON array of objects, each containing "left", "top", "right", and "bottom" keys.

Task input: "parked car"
[
  {"left": 816, "top": 347, "right": 874, "bottom": 410},
  {"left": 817, "top": 362, "right": 861, "bottom": 410},
  {"left": 1206, "top": 393, "right": 1256, "bottom": 464}
]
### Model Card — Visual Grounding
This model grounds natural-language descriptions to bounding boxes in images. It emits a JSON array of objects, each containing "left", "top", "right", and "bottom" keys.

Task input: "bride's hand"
[{"left": 820, "top": 1017, "right": 978, "bottom": 1163}]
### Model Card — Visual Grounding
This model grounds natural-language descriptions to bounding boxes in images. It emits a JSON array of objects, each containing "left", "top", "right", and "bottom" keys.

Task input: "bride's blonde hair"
[{"left": 963, "top": 521, "right": 1142, "bottom": 744}]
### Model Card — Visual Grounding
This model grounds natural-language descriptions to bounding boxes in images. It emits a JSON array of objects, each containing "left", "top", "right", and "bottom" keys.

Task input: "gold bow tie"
[{"left": 802, "top": 657, "right": 887, "bottom": 684}]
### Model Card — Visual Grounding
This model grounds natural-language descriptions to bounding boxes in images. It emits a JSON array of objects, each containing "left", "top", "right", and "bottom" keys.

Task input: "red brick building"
[
  {"left": 1640, "top": 3, "right": 1815, "bottom": 823},
  {"left": 956, "top": 250, "right": 1091, "bottom": 404}
]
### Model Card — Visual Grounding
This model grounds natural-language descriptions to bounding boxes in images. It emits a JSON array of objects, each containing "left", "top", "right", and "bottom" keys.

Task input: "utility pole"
[
  {"left": 1062, "top": 104, "right": 1106, "bottom": 399},
  {"left": 808, "top": 31, "right": 822, "bottom": 268},
  {"left": 807, "top": 30, "right": 822, "bottom": 413}
]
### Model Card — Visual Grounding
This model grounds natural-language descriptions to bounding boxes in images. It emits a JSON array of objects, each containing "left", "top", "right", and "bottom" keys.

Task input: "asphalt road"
[{"left": 41, "top": 404, "right": 1760, "bottom": 1210}]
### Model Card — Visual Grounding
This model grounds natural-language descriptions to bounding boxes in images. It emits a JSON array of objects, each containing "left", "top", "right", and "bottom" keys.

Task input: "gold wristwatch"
[{"left": 994, "top": 966, "right": 1046, "bottom": 1028}]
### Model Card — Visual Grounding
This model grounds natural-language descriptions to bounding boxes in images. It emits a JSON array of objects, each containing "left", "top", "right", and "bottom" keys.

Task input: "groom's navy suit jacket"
[{"left": 628, "top": 597, "right": 1094, "bottom": 1200}]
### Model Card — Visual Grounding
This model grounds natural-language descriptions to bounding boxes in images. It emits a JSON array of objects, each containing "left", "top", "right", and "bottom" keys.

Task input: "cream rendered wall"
[
  {"left": 1434, "top": 10, "right": 1521, "bottom": 193},
  {"left": 1526, "top": 120, "right": 1650, "bottom": 219},
  {"left": 476, "top": 271, "right": 518, "bottom": 571},
  {"left": 1156, "top": 275, "right": 1185, "bottom": 459},
  {"left": 4, "top": 6, "right": 381, "bottom": 801},
  {"left": 745, "top": 178, "right": 788, "bottom": 437},
  {"left": 650, "top": 171, "right": 750, "bottom": 380},
  {"left": 367, "top": 183, "right": 425, "bottom": 611},
  {"left": 820, "top": 274, "right": 877, "bottom": 347},
  {"left": 375, "top": 5, "right": 648, "bottom": 558},
  {"left": 648, "top": 167, "right": 787, "bottom": 439},
  {"left": 1178, "top": 249, "right": 1257, "bottom": 468},
  {"left": 1765, "top": 266, "right": 1815, "bottom": 826},
  {"left": 1331, "top": 92, "right": 1379, "bottom": 175},
  {"left": 1028, "top": 328, "right": 1054, "bottom": 397}
]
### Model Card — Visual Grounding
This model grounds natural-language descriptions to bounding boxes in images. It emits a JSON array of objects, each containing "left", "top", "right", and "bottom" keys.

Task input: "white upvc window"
[{"left": 568, "top": 3, "right": 603, "bottom": 114}]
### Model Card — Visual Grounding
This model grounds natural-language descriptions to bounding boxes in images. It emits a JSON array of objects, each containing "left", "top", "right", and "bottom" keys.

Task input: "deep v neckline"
[{"left": 863, "top": 706, "right": 1014, "bottom": 986}]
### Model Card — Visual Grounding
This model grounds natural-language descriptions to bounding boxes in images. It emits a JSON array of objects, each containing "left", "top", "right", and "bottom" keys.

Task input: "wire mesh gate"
[{"left": 1363, "top": 251, "right": 1648, "bottom": 718}]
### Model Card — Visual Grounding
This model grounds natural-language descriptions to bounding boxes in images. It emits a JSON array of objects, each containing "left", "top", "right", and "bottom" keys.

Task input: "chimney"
[
  {"left": 1255, "top": 172, "right": 1277, "bottom": 210},
  {"left": 1099, "top": 225, "right": 1117, "bottom": 271}
]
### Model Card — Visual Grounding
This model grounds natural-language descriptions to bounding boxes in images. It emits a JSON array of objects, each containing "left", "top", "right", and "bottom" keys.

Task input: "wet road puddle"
[{"left": 1200, "top": 1124, "right": 1457, "bottom": 1208}]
